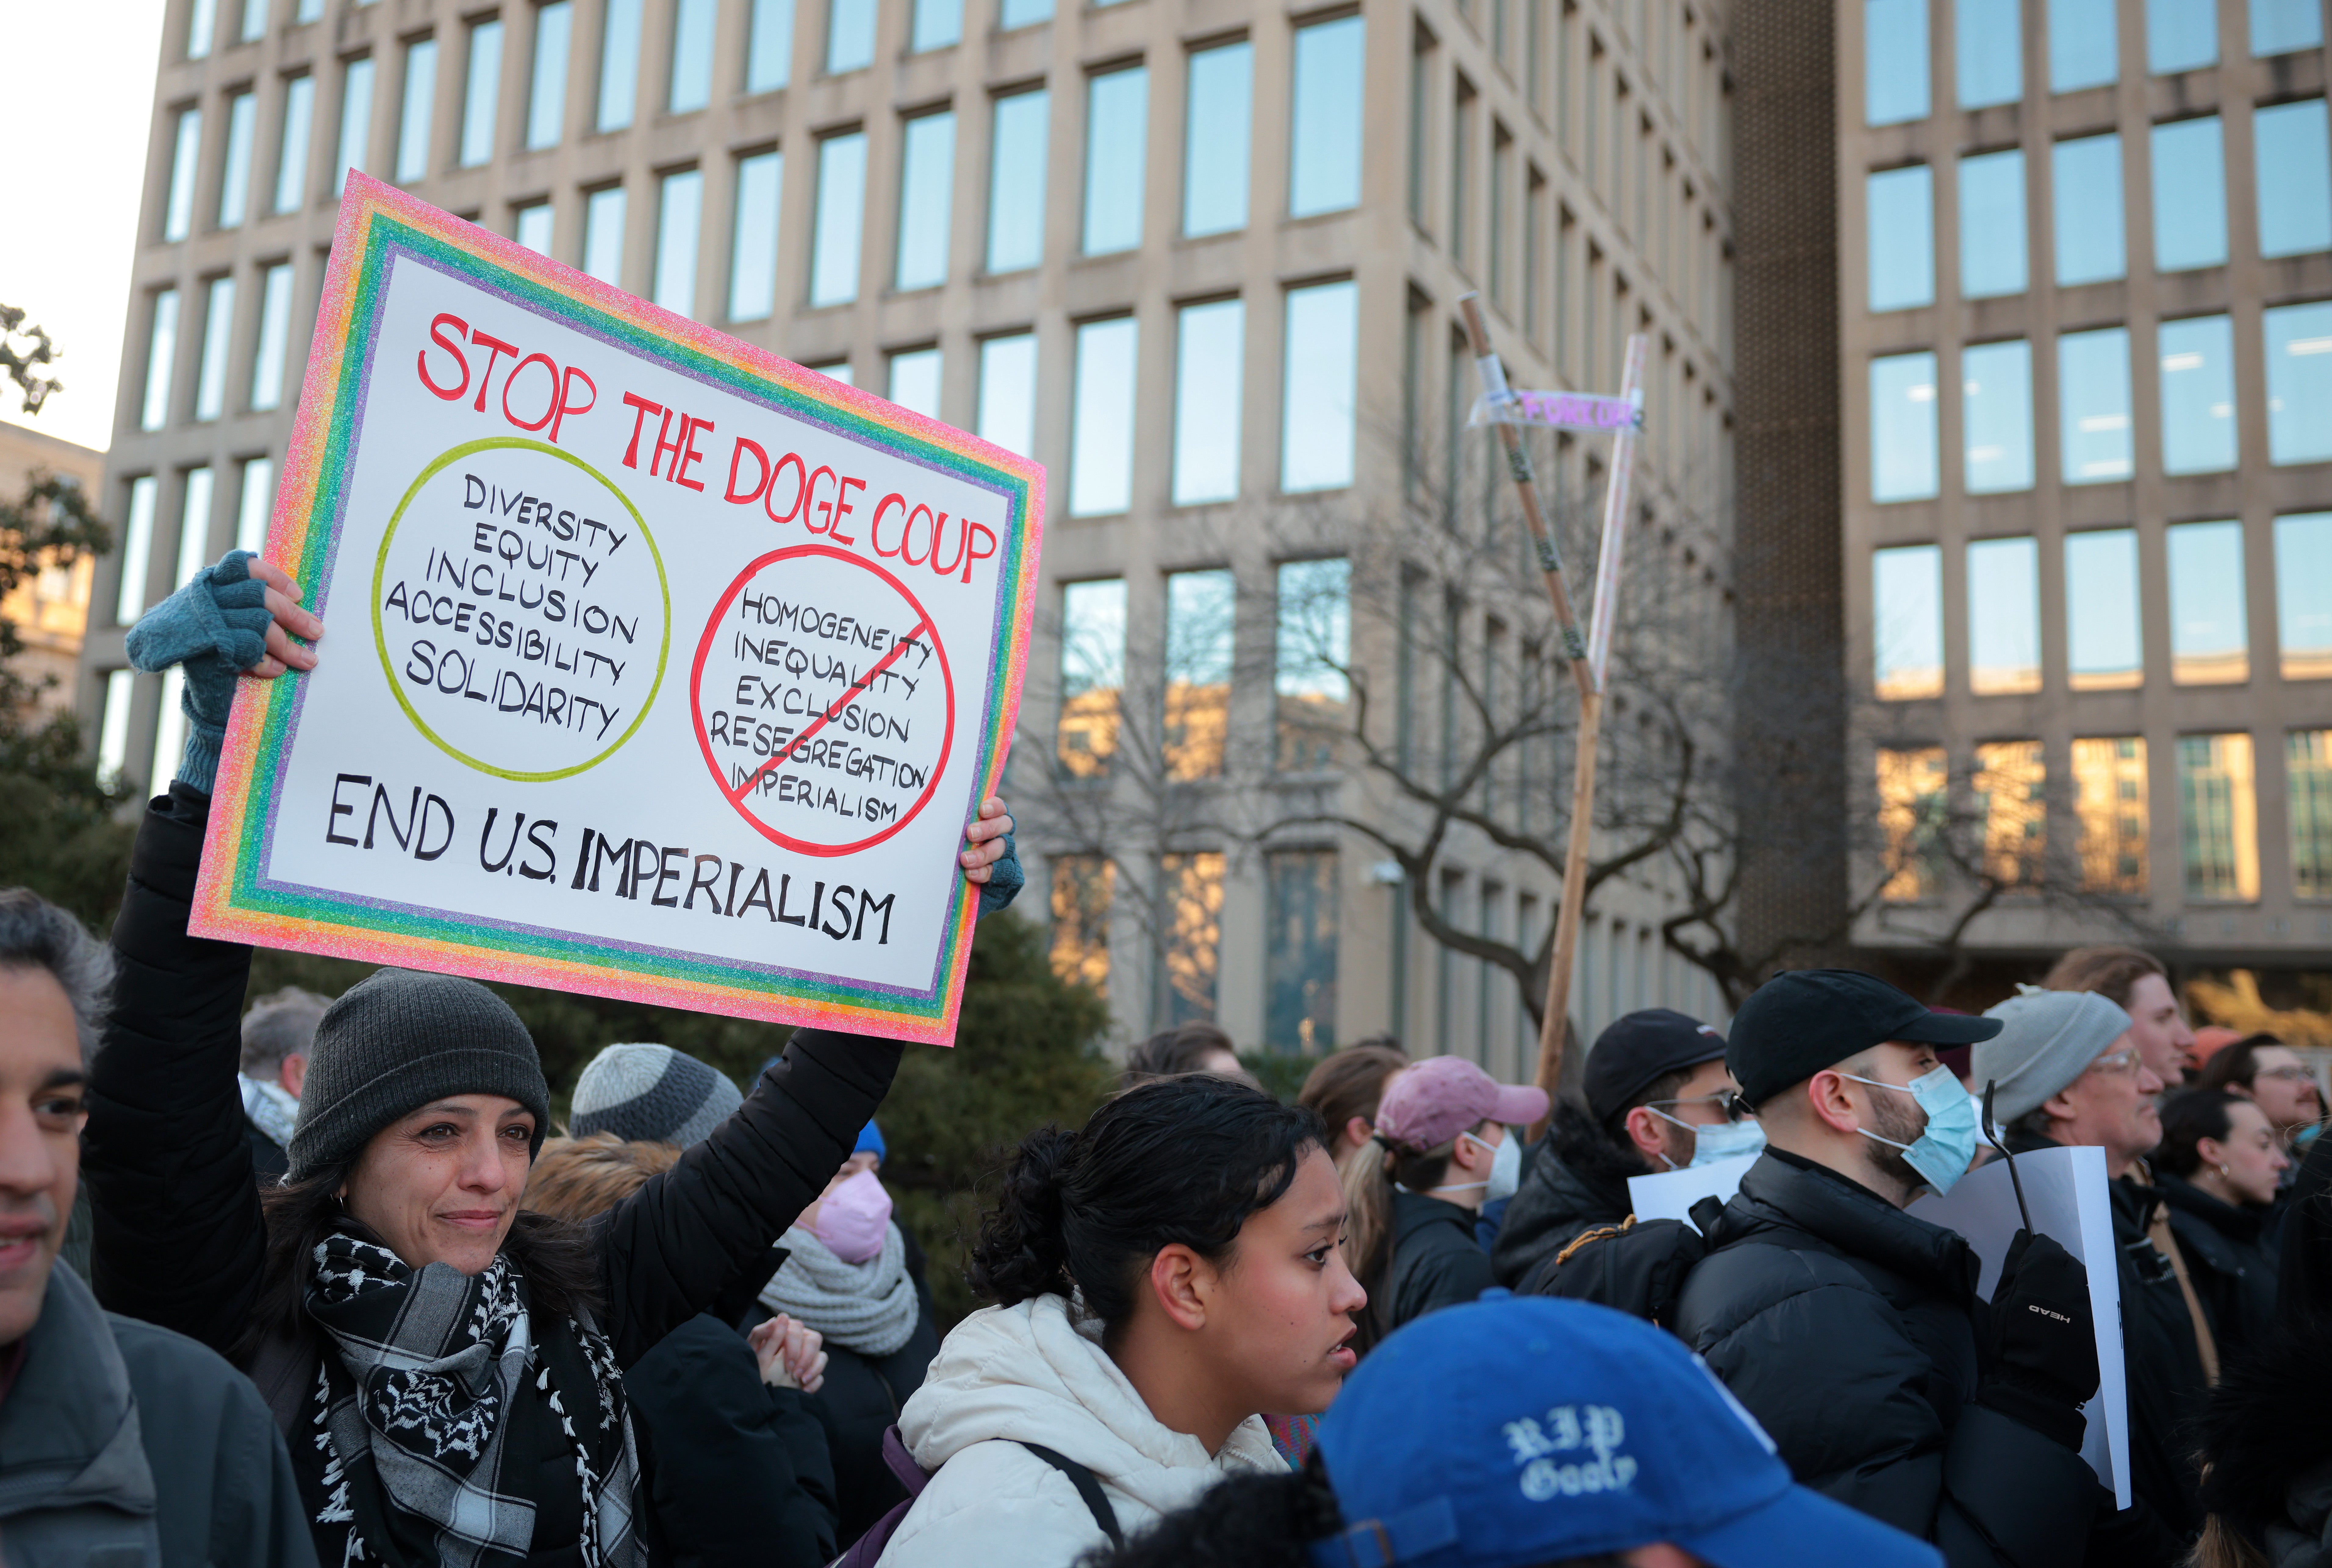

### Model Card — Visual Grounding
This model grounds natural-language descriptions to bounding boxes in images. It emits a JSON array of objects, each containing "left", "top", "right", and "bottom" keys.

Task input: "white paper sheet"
[{"left": 1625, "top": 1152, "right": 1760, "bottom": 1228}]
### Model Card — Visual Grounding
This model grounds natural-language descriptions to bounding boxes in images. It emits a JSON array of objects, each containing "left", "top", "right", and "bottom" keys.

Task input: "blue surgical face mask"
[
  {"left": 1841, "top": 1064, "right": 1980, "bottom": 1195},
  {"left": 1647, "top": 1106, "right": 1769, "bottom": 1170}
]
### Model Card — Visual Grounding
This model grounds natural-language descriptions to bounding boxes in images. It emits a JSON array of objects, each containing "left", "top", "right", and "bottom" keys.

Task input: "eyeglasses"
[
  {"left": 1648, "top": 1092, "right": 1751, "bottom": 1124},
  {"left": 2254, "top": 1066, "right": 2318, "bottom": 1086},
  {"left": 2084, "top": 1048, "right": 2143, "bottom": 1078}
]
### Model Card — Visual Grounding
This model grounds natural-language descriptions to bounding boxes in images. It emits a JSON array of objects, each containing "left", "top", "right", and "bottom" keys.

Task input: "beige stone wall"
[{"left": 0, "top": 422, "right": 102, "bottom": 719}]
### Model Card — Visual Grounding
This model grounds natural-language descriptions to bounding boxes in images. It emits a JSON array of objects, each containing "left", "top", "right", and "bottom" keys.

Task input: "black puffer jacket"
[
  {"left": 2106, "top": 1170, "right": 2214, "bottom": 1544},
  {"left": 2193, "top": 1321, "right": 2332, "bottom": 1567},
  {"left": 1380, "top": 1190, "right": 1496, "bottom": 1337},
  {"left": 2158, "top": 1172, "right": 2280, "bottom": 1359},
  {"left": 1491, "top": 1100, "right": 1644, "bottom": 1288},
  {"left": 81, "top": 786, "right": 903, "bottom": 1559},
  {"left": 1670, "top": 1150, "right": 2098, "bottom": 1568}
]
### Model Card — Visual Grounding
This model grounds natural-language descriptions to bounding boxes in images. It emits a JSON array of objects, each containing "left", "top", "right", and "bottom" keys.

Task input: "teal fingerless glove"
[
  {"left": 977, "top": 829, "right": 1022, "bottom": 917},
  {"left": 123, "top": 550, "right": 274, "bottom": 794}
]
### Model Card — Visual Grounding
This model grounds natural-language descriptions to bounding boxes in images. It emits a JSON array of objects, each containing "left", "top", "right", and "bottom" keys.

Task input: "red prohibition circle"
[{"left": 690, "top": 544, "right": 956, "bottom": 858}]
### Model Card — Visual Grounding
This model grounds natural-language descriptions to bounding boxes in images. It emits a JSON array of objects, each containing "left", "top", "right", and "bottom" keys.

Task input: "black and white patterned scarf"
[{"left": 304, "top": 1233, "right": 640, "bottom": 1568}]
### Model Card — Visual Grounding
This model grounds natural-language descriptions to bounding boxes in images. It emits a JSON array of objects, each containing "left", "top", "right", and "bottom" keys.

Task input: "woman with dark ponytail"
[{"left": 874, "top": 1075, "right": 1365, "bottom": 1567}]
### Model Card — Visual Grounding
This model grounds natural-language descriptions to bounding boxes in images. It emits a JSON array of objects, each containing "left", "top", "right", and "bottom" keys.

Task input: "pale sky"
[{"left": 1, "top": 3, "right": 170, "bottom": 454}]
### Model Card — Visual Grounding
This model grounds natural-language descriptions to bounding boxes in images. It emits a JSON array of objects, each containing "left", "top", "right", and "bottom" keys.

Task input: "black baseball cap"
[
  {"left": 1727, "top": 969, "right": 2001, "bottom": 1110},
  {"left": 1584, "top": 1009, "right": 1731, "bottom": 1125}
]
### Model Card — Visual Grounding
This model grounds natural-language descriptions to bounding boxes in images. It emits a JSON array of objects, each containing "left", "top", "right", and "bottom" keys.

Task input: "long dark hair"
[
  {"left": 969, "top": 1075, "right": 1325, "bottom": 1331},
  {"left": 2158, "top": 1089, "right": 2246, "bottom": 1181},
  {"left": 236, "top": 1166, "right": 603, "bottom": 1362}
]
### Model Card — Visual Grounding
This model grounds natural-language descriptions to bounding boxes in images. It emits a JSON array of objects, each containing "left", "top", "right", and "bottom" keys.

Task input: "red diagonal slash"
[{"left": 725, "top": 615, "right": 933, "bottom": 806}]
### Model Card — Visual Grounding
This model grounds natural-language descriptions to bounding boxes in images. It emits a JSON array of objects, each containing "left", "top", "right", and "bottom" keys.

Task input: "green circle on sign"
[{"left": 371, "top": 436, "right": 671, "bottom": 783}]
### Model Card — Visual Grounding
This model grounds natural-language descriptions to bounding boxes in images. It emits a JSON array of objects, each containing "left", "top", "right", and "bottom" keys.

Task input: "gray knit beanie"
[
  {"left": 569, "top": 1043, "right": 742, "bottom": 1148},
  {"left": 1972, "top": 985, "right": 2135, "bottom": 1125},
  {"left": 286, "top": 968, "right": 550, "bottom": 1180}
]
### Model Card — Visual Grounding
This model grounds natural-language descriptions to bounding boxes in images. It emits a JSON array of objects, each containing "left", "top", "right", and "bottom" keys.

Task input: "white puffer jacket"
[{"left": 875, "top": 1294, "right": 1286, "bottom": 1568}]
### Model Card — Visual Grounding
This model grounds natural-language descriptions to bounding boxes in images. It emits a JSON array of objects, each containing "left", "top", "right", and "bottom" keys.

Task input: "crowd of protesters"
[{"left": 7, "top": 547, "right": 2332, "bottom": 1568}]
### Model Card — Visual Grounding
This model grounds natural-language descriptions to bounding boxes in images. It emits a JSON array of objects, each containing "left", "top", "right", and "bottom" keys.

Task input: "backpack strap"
[{"left": 1016, "top": 1442, "right": 1125, "bottom": 1548}]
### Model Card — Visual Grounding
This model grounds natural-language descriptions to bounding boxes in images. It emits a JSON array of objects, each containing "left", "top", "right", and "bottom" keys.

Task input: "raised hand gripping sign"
[{"left": 192, "top": 176, "right": 1043, "bottom": 1044}]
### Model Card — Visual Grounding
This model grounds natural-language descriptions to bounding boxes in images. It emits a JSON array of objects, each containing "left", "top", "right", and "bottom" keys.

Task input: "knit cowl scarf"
[
  {"left": 757, "top": 1223, "right": 921, "bottom": 1357},
  {"left": 304, "top": 1233, "right": 641, "bottom": 1568}
]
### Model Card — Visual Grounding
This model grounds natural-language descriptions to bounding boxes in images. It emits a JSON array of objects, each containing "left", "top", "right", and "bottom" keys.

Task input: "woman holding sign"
[{"left": 81, "top": 550, "right": 1020, "bottom": 1568}]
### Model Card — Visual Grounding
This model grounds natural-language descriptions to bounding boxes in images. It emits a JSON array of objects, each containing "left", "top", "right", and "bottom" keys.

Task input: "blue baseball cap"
[
  {"left": 1311, "top": 1296, "right": 1942, "bottom": 1568},
  {"left": 854, "top": 1120, "right": 885, "bottom": 1160}
]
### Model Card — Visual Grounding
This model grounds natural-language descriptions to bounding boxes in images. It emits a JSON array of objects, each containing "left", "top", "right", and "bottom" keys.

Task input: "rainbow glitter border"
[{"left": 190, "top": 173, "right": 1043, "bottom": 1046}]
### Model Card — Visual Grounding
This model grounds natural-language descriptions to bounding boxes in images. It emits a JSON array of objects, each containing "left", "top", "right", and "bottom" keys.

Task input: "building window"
[
  {"left": 2167, "top": 520, "right": 2249, "bottom": 685},
  {"left": 599, "top": 0, "right": 642, "bottom": 131},
  {"left": 174, "top": 469, "right": 216, "bottom": 593},
  {"left": 1172, "top": 298, "right": 1243, "bottom": 506},
  {"left": 275, "top": 76, "right": 314, "bottom": 214},
  {"left": 219, "top": 93, "right": 256, "bottom": 227},
  {"left": 977, "top": 332, "right": 1037, "bottom": 458},
  {"left": 895, "top": 110, "right": 955, "bottom": 291},
  {"left": 96, "top": 669, "right": 135, "bottom": 789},
  {"left": 153, "top": 669, "right": 188, "bottom": 796},
  {"left": 1160, "top": 853, "right": 1225, "bottom": 1026},
  {"left": 807, "top": 359, "right": 852, "bottom": 385},
  {"left": 986, "top": 89, "right": 1049, "bottom": 274},
  {"left": 582, "top": 184, "right": 626, "bottom": 283},
  {"left": 140, "top": 290, "right": 179, "bottom": 433},
  {"left": 1275, "top": 558, "right": 1350, "bottom": 771},
  {"left": 250, "top": 263, "right": 292, "bottom": 410},
  {"left": 335, "top": 57, "right": 375, "bottom": 196},
  {"left": 164, "top": 108, "right": 201, "bottom": 243},
  {"left": 1048, "top": 856, "right": 1113, "bottom": 994},
  {"left": 116, "top": 478, "right": 158, "bottom": 625},
  {"left": 748, "top": 0, "right": 793, "bottom": 91},
  {"left": 1408, "top": 27, "right": 1433, "bottom": 226},
  {"left": 651, "top": 168, "right": 701, "bottom": 317},
  {"left": 1962, "top": 338, "right": 2035, "bottom": 493},
  {"left": 1290, "top": 15, "right": 1364, "bottom": 217},
  {"left": 669, "top": 0, "right": 714, "bottom": 111},
  {"left": 527, "top": 3, "right": 571, "bottom": 147},
  {"left": 188, "top": 0, "right": 217, "bottom": 59},
  {"left": 1967, "top": 536, "right": 2041, "bottom": 694},
  {"left": 236, "top": 456, "right": 274, "bottom": 555},
  {"left": 1266, "top": 849, "right": 1339, "bottom": 1052},
  {"left": 1525, "top": 168, "right": 1547, "bottom": 342},
  {"left": 2152, "top": 117, "right": 2227, "bottom": 271},
  {"left": 396, "top": 40, "right": 436, "bottom": 181},
  {"left": 2049, "top": 0, "right": 2117, "bottom": 88},
  {"left": 2256, "top": 100, "right": 2332, "bottom": 259},
  {"left": 1070, "top": 318, "right": 1138, "bottom": 516},
  {"left": 1873, "top": 543, "right": 1943, "bottom": 699},
  {"left": 2067, "top": 528, "right": 2143, "bottom": 688},
  {"left": 1958, "top": 149, "right": 2026, "bottom": 298},
  {"left": 2160, "top": 314, "right": 2238, "bottom": 473},
  {"left": 1865, "top": 164, "right": 1933, "bottom": 311},
  {"left": 1184, "top": 40, "right": 1252, "bottom": 238},
  {"left": 2253, "top": 0, "right": 2323, "bottom": 53},
  {"left": 1000, "top": 0, "right": 1051, "bottom": 31},
  {"left": 2266, "top": 301, "right": 2332, "bottom": 465},
  {"left": 193, "top": 278, "right": 235, "bottom": 423},
  {"left": 2276, "top": 512, "right": 2332, "bottom": 678},
  {"left": 2058, "top": 327, "right": 2133, "bottom": 483},
  {"left": 887, "top": 347, "right": 941, "bottom": 419},
  {"left": 1865, "top": 0, "right": 1929, "bottom": 124},
  {"left": 515, "top": 200, "right": 554, "bottom": 255},
  {"left": 1490, "top": 125, "right": 1513, "bottom": 305},
  {"left": 1975, "top": 741, "right": 2047, "bottom": 886},
  {"left": 2052, "top": 133, "right": 2124, "bottom": 284},
  {"left": 728, "top": 151, "right": 781, "bottom": 320},
  {"left": 1869, "top": 351, "right": 1939, "bottom": 502},
  {"left": 1956, "top": 0, "right": 2020, "bottom": 108},
  {"left": 912, "top": 0, "right": 961, "bottom": 51},
  {"left": 1876, "top": 747, "right": 1948, "bottom": 902},
  {"left": 1164, "top": 568, "right": 1235, "bottom": 779},
  {"left": 1282, "top": 280, "right": 1358, "bottom": 494},
  {"left": 2147, "top": 0, "right": 2217, "bottom": 72},
  {"left": 2291, "top": 731, "right": 2332, "bottom": 898},
  {"left": 1451, "top": 76, "right": 1474, "bottom": 262},
  {"left": 2072, "top": 736, "right": 2149, "bottom": 893},
  {"left": 1083, "top": 66, "right": 1148, "bottom": 257},
  {"left": 827, "top": 0, "right": 874, "bottom": 74},
  {"left": 1056, "top": 578, "right": 1125, "bottom": 777},
  {"left": 2180, "top": 733, "right": 2260, "bottom": 901},
  {"left": 459, "top": 21, "right": 502, "bottom": 168},
  {"left": 809, "top": 130, "right": 866, "bottom": 306}
]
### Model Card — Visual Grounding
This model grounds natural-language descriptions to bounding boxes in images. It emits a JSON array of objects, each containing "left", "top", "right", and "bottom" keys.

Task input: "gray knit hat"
[
  {"left": 287, "top": 969, "right": 549, "bottom": 1180},
  {"left": 569, "top": 1043, "right": 742, "bottom": 1148},
  {"left": 1972, "top": 986, "right": 2135, "bottom": 1125}
]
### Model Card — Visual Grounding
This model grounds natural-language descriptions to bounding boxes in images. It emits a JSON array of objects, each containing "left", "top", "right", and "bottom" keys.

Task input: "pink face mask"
[{"left": 813, "top": 1170, "right": 892, "bottom": 1263}]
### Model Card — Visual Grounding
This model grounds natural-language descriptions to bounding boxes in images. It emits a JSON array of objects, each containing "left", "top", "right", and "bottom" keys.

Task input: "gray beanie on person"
[
  {"left": 286, "top": 968, "right": 550, "bottom": 1181},
  {"left": 569, "top": 1042, "right": 743, "bottom": 1148},
  {"left": 1971, "top": 985, "right": 2135, "bottom": 1125}
]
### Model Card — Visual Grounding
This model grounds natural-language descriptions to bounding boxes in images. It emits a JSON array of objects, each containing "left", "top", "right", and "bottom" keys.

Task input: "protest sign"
[
  {"left": 1626, "top": 1153, "right": 1760, "bottom": 1227},
  {"left": 189, "top": 174, "right": 1043, "bottom": 1045}
]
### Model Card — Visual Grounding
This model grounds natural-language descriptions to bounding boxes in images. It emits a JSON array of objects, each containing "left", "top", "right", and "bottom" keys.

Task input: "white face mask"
[{"left": 1443, "top": 1127, "right": 1522, "bottom": 1203}]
